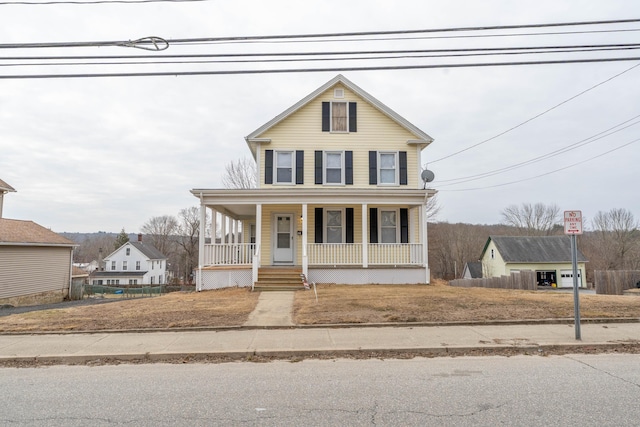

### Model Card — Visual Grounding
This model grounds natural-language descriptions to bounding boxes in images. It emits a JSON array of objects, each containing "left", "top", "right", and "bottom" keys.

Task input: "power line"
[
  {"left": 439, "top": 137, "right": 640, "bottom": 192},
  {"left": 428, "top": 61, "right": 640, "bottom": 164},
  {"left": 1, "top": 18, "right": 639, "bottom": 49},
  {"left": 436, "top": 115, "right": 640, "bottom": 186},
  {"left": 1, "top": 56, "right": 640, "bottom": 79}
]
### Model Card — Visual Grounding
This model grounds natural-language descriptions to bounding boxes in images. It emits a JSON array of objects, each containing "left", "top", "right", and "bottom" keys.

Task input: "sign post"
[{"left": 564, "top": 210, "right": 583, "bottom": 340}]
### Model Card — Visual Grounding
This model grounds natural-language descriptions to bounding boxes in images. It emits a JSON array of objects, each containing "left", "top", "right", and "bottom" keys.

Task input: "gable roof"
[
  {"left": 0, "top": 178, "right": 16, "bottom": 193},
  {"left": 0, "top": 218, "right": 76, "bottom": 246},
  {"left": 481, "top": 235, "right": 587, "bottom": 263},
  {"left": 130, "top": 241, "right": 166, "bottom": 260},
  {"left": 463, "top": 261, "right": 483, "bottom": 278},
  {"left": 244, "top": 74, "right": 434, "bottom": 156}
]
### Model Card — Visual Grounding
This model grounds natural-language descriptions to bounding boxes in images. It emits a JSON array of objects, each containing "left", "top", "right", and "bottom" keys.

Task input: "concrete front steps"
[{"left": 253, "top": 267, "right": 306, "bottom": 291}]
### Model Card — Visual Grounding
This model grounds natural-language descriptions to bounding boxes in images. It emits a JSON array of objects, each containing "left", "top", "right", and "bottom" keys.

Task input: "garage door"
[{"left": 560, "top": 270, "right": 582, "bottom": 288}]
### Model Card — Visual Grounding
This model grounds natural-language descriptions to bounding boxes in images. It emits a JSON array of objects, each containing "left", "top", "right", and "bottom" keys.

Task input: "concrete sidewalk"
[{"left": 1, "top": 322, "right": 639, "bottom": 364}]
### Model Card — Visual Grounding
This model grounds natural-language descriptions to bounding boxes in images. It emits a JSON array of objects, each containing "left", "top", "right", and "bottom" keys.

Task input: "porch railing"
[
  {"left": 203, "top": 243, "right": 254, "bottom": 266},
  {"left": 308, "top": 243, "right": 423, "bottom": 266},
  {"left": 202, "top": 243, "right": 424, "bottom": 267}
]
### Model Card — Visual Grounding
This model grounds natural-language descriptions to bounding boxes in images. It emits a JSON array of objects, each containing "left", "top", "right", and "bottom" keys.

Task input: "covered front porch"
[{"left": 192, "top": 188, "right": 435, "bottom": 289}]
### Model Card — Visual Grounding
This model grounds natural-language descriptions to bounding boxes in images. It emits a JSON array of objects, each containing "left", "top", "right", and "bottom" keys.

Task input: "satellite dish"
[{"left": 421, "top": 169, "right": 435, "bottom": 183}]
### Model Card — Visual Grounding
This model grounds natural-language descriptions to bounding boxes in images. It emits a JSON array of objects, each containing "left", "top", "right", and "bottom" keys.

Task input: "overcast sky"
[{"left": 1, "top": 0, "right": 639, "bottom": 233}]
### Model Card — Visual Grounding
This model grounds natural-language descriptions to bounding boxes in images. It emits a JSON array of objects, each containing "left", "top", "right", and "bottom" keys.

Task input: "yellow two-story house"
[{"left": 191, "top": 74, "right": 437, "bottom": 289}]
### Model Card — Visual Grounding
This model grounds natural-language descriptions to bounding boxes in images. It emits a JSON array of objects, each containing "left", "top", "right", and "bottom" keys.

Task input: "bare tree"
[
  {"left": 176, "top": 206, "right": 209, "bottom": 284},
  {"left": 140, "top": 215, "right": 179, "bottom": 256},
  {"left": 588, "top": 208, "right": 640, "bottom": 270},
  {"left": 221, "top": 157, "right": 257, "bottom": 189},
  {"left": 425, "top": 194, "right": 441, "bottom": 220},
  {"left": 500, "top": 202, "right": 561, "bottom": 236}
]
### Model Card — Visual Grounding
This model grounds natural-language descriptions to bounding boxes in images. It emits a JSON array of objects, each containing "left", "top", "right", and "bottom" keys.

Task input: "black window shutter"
[
  {"left": 296, "top": 150, "right": 304, "bottom": 184},
  {"left": 369, "top": 207, "right": 378, "bottom": 243},
  {"left": 264, "top": 150, "right": 273, "bottom": 184},
  {"left": 348, "top": 102, "right": 357, "bottom": 132},
  {"left": 346, "top": 208, "right": 354, "bottom": 243},
  {"left": 400, "top": 208, "right": 409, "bottom": 243},
  {"left": 314, "top": 151, "right": 323, "bottom": 184},
  {"left": 399, "top": 151, "right": 408, "bottom": 185},
  {"left": 345, "top": 151, "right": 353, "bottom": 185},
  {"left": 322, "top": 102, "right": 330, "bottom": 132},
  {"left": 315, "top": 208, "right": 323, "bottom": 243},
  {"left": 369, "top": 151, "right": 377, "bottom": 185}
]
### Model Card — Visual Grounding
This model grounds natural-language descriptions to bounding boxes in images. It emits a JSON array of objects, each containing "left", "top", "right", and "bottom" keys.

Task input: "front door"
[{"left": 273, "top": 214, "right": 294, "bottom": 264}]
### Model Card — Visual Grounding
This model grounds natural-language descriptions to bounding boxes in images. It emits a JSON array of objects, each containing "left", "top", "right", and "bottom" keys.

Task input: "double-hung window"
[
  {"left": 275, "top": 151, "right": 294, "bottom": 184},
  {"left": 111, "top": 261, "right": 116, "bottom": 271},
  {"left": 325, "top": 209, "right": 344, "bottom": 243},
  {"left": 322, "top": 101, "right": 357, "bottom": 133},
  {"left": 380, "top": 210, "right": 398, "bottom": 243},
  {"left": 136, "top": 261, "right": 141, "bottom": 270},
  {"left": 378, "top": 152, "right": 398, "bottom": 185},
  {"left": 122, "top": 261, "right": 128, "bottom": 271},
  {"left": 331, "top": 102, "right": 347, "bottom": 132},
  {"left": 324, "top": 151, "right": 344, "bottom": 185}
]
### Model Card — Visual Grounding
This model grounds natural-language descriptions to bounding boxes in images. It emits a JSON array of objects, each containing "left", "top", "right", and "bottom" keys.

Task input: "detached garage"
[
  {"left": 480, "top": 235, "right": 588, "bottom": 288},
  {"left": 0, "top": 218, "right": 76, "bottom": 306}
]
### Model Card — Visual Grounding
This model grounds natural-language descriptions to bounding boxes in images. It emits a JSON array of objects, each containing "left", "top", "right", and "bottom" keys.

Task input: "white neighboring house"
[{"left": 91, "top": 235, "right": 167, "bottom": 286}]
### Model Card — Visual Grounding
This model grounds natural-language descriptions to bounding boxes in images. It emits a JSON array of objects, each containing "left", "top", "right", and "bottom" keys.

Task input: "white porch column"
[
  {"left": 197, "top": 197, "right": 206, "bottom": 291},
  {"left": 362, "top": 203, "right": 368, "bottom": 268},
  {"left": 210, "top": 209, "right": 217, "bottom": 244},
  {"left": 221, "top": 214, "right": 227, "bottom": 244},
  {"left": 302, "top": 203, "right": 308, "bottom": 278},
  {"left": 253, "top": 204, "right": 262, "bottom": 285},
  {"left": 421, "top": 202, "right": 430, "bottom": 284}
]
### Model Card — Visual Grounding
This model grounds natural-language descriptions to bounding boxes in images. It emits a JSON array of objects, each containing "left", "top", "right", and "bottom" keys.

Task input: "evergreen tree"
[{"left": 114, "top": 228, "right": 130, "bottom": 250}]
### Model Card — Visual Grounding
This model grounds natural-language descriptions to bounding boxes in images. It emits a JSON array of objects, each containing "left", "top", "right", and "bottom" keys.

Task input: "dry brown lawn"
[{"left": 0, "top": 281, "right": 639, "bottom": 333}]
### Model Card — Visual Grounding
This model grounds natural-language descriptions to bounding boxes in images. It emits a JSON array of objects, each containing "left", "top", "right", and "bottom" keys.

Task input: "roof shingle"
[{"left": 0, "top": 218, "right": 76, "bottom": 246}]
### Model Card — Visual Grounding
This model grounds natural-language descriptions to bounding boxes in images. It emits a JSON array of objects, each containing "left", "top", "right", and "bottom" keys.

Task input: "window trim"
[
  {"left": 379, "top": 209, "right": 400, "bottom": 243},
  {"left": 323, "top": 208, "right": 345, "bottom": 243},
  {"left": 273, "top": 150, "right": 295, "bottom": 185},
  {"left": 377, "top": 151, "right": 399, "bottom": 186},
  {"left": 323, "top": 151, "right": 345, "bottom": 185},
  {"left": 330, "top": 101, "right": 348, "bottom": 133}
]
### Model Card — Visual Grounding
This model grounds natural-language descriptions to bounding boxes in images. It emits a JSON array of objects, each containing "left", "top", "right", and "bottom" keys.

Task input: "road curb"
[
  {"left": 1, "top": 317, "right": 639, "bottom": 336},
  {"left": 2, "top": 342, "right": 640, "bottom": 366}
]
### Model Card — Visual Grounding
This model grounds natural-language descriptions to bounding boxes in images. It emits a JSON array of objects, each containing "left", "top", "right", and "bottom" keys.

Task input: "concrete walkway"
[
  {"left": 0, "top": 322, "right": 639, "bottom": 364},
  {"left": 244, "top": 291, "right": 295, "bottom": 327}
]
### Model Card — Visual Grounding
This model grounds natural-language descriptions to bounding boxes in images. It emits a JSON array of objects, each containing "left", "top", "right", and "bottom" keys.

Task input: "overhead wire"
[
  {"left": 436, "top": 115, "right": 640, "bottom": 187},
  {"left": 438, "top": 137, "right": 640, "bottom": 192}
]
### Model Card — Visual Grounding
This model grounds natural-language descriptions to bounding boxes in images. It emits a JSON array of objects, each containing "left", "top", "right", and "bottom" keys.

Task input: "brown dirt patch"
[
  {"left": 293, "top": 280, "right": 640, "bottom": 324},
  {"left": 0, "top": 287, "right": 259, "bottom": 332},
  {"left": 1, "top": 281, "right": 639, "bottom": 333}
]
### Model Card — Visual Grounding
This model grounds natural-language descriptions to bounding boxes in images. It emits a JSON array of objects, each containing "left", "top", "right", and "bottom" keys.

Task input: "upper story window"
[
  {"left": 369, "top": 151, "right": 408, "bottom": 186},
  {"left": 322, "top": 101, "right": 357, "bottom": 133},
  {"left": 315, "top": 150, "right": 353, "bottom": 185},
  {"left": 378, "top": 152, "right": 398, "bottom": 185},
  {"left": 111, "top": 261, "right": 116, "bottom": 270},
  {"left": 122, "top": 261, "right": 128, "bottom": 271},
  {"left": 275, "top": 151, "right": 294, "bottom": 184},
  {"left": 136, "top": 261, "right": 141, "bottom": 270},
  {"left": 264, "top": 150, "right": 304, "bottom": 185},
  {"left": 491, "top": 249, "right": 495, "bottom": 259},
  {"left": 125, "top": 247, "right": 130, "bottom": 256},
  {"left": 325, "top": 152, "right": 344, "bottom": 185}
]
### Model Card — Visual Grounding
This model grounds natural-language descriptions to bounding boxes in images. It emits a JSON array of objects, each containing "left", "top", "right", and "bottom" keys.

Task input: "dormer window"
[{"left": 322, "top": 101, "right": 357, "bottom": 132}]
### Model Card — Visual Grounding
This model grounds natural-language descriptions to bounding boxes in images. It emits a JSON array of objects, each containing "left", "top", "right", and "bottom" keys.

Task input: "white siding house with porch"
[{"left": 192, "top": 74, "right": 436, "bottom": 289}]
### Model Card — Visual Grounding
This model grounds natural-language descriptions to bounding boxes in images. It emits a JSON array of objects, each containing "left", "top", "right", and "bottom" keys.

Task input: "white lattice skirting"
[
  {"left": 308, "top": 268, "right": 428, "bottom": 285},
  {"left": 200, "top": 268, "right": 252, "bottom": 290}
]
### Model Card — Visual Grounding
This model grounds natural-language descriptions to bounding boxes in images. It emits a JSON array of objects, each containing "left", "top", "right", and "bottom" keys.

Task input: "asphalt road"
[{"left": 2, "top": 354, "right": 640, "bottom": 426}]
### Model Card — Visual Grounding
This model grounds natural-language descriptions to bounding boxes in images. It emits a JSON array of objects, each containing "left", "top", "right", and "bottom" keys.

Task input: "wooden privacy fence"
[
  {"left": 594, "top": 270, "right": 640, "bottom": 295},
  {"left": 450, "top": 270, "right": 537, "bottom": 290}
]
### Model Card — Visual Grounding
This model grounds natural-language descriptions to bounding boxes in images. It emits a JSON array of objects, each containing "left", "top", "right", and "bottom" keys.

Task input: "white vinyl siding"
[{"left": 0, "top": 246, "right": 72, "bottom": 300}]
